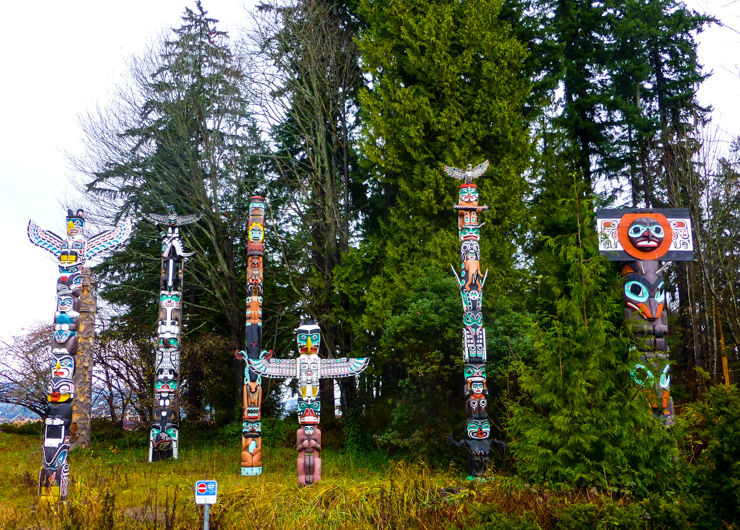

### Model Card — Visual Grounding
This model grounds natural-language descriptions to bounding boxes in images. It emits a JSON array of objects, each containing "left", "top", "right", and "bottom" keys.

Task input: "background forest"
[{"left": 3, "top": 0, "right": 740, "bottom": 526}]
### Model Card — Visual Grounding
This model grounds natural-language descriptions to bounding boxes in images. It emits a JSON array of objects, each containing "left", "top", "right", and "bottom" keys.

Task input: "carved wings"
[
  {"left": 248, "top": 358, "right": 297, "bottom": 378},
  {"left": 320, "top": 357, "right": 370, "bottom": 378},
  {"left": 27, "top": 220, "right": 64, "bottom": 257},
  {"left": 249, "top": 357, "right": 370, "bottom": 379},
  {"left": 86, "top": 219, "right": 134, "bottom": 260},
  {"left": 444, "top": 160, "right": 490, "bottom": 183},
  {"left": 144, "top": 212, "right": 202, "bottom": 226}
]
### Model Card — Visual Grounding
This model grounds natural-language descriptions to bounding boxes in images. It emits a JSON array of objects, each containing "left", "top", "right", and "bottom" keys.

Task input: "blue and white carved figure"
[{"left": 27, "top": 209, "right": 132, "bottom": 500}]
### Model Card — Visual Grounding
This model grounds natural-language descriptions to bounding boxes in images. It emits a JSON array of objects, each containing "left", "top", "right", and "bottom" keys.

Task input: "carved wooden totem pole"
[
  {"left": 444, "top": 161, "right": 500, "bottom": 479},
  {"left": 235, "top": 196, "right": 266, "bottom": 476},
  {"left": 249, "top": 320, "right": 370, "bottom": 485},
  {"left": 144, "top": 206, "right": 200, "bottom": 462},
  {"left": 27, "top": 209, "right": 132, "bottom": 500},
  {"left": 596, "top": 209, "right": 694, "bottom": 425}
]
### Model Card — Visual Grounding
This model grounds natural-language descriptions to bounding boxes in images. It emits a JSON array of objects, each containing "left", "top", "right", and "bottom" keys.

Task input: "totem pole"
[
  {"left": 234, "top": 196, "right": 266, "bottom": 476},
  {"left": 596, "top": 209, "right": 694, "bottom": 425},
  {"left": 444, "top": 161, "right": 504, "bottom": 479},
  {"left": 144, "top": 206, "right": 200, "bottom": 462},
  {"left": 249, "top": 320, "right": 370, "bottom": 485},
  {"left": 27, "top": 209, "right": 132, "bottom": 500}
]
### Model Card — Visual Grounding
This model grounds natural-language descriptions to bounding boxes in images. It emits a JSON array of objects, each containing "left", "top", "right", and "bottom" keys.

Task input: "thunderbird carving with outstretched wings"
[{"left": 444, "top": 160, "right": 490, "bottom": 183}]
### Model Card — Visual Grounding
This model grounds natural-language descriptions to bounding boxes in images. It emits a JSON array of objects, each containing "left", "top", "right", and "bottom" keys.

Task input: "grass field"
[
  {"left": 0, "top": 425, "right": 490, "bottom": 529},
  {"left": 0, "top": 423, "right": 705, "bottom": 529}
]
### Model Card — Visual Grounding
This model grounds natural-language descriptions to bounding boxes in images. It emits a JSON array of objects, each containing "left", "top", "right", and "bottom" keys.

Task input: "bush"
[
  {"left": 692, "top": 384, "right": 740, "bottom": 523},
  {"left": 0, "top": 420, "right": 43, "bottom": 435}
]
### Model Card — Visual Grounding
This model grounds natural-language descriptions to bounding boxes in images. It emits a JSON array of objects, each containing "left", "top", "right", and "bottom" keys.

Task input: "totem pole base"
[{"left": 241, "top": 467, "right": 262, "bottom": 476}]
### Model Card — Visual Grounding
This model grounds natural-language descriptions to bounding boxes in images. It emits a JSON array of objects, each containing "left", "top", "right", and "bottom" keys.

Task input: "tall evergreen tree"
[
  {"left": 77, "top": 1, "right": 266, "bottom": 422},
  {"left": 508, "top": 183, "right": 678, "bottom": 493},
  {"left": 347, "top": 0, "right": 533, "bottom": 442}
]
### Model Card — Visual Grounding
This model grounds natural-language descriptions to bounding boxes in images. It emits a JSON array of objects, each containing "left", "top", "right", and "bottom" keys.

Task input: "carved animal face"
[
  {"left": 66, "top": 211, "right": 84, "bottom": 237},
  {"left": 298, "top": 397, "right": 320, "bottom": 424},
  {"left": 296, "top": 324, "right": 321, "bottom": 355},
  {"left": 52, "top": 355, "right": 75, "bottom": 379},
  {"left": 160, "top": 292, "right": 181, "bottom": 308},
  {"left": 623, "top": 261, "right": 665, "bottom": 321},
  {"left": 458, "top": 185, "right": 479, "bottom": 204},
  {"left": 242, "top": 420, "right": 262, "bottom": 438},
  {"left": 47, "top": 378, "right": 74, "bottom": 403},
  {"left": 467, "top": 419, "right": 491, "bottom": 439}
]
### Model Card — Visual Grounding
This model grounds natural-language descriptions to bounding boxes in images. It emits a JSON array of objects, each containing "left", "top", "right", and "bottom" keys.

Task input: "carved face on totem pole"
[
  {"left": 243, "top": 420, "right": 262, "bottom": 439},
  {"left": 249, "top": 222, "right": 264, "bottom": 245},
  {"left": 467, "top": 419, "right": 491, "bottom": 439},
  {"left": 53, "top": 330, "right": 78, "bottom": 354},
  {"left": 249, "top": 197, "right": 265, "bottom": 217},
  {"left": 56, "top": 295, "right": 80, "bottom": 313},
  {"left": 244, "top": 382, "right": 262, "bottom": 421},
  {"left": 626, "top": 217, "right": 665, "bottom": 251},
  {"left": 458, "top": 184, "right": 479, "bottom": 207},
  {"left": 155, "top": 379, "right": 178, "bottom": 396},
  {"left": 151, "top": 423, "right": 178, "bottom": 451},
  {"left": 57, "top": 264, "right": 84, "bottom": 296},
  {"left": 47, "top": 378, "right": 74, "bottom": 403},
  {"left": 66, "top": 209, "right": 85, "bottom": 238},
  {"left": 298, "top": 397, "right": 321, "bottom": 424},
  {"left": 52, "top": 356, "right": 75, "bottom": 379},
  {"left": 623, "top": 262, "right": 665, "bottom": 322},
  {"left": 296, "top": 323, "right": 321, "bottom": 355}
]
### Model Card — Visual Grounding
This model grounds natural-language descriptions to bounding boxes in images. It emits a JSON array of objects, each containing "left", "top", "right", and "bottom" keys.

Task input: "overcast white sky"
[{"left": 0, "top": 0, "right": 739, "bottom": 341}]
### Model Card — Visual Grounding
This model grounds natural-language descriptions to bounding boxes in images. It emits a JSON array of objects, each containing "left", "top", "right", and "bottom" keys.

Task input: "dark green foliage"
[
  {"left": 356, "top": 0, "right": 531, "bottom": 285},
  {"left": 693, "top": 384, "right": 740, "bottom": 523},
  {"left": 508, "top": 187, "right": 678, "bottom": 494},
  {"left": 0, "top": 420, "right": 43, "bottom": 435},
  {"left": 372, "top": 267, "right": 461, "bottom": 453}
]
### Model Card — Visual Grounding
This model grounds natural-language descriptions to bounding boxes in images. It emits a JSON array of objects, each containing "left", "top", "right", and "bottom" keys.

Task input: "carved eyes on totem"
[
  {"left": 304, "top": 426, "right": 315, "bottom": 435},
  {"left": 298, "top": 333, "right": 320, "bottom": 343},
  {"left": 166, "top": 428, "right": 178, "bottom": 439},
  {"left": 299, "top": 402, "right": 320, "bottom": 412},
  {"left": 625, "top": 281, "right": 665, "bottom": 304},
  {"left": 155, "top": 380, "right": 178, "bottom": 391},
  {"left": 459, "top": 188, "right": 479, "bottom": 201},
  {"left": 464, "top": 366, "right": 486, "bottom": 378},
  {"left": 160, "top": 294, "right": 181, "bottom": 303}
]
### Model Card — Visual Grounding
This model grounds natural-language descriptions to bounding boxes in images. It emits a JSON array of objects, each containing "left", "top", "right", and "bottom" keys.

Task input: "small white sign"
[{"left": 195, "top": 480, "right": 217, "bottom": 505}]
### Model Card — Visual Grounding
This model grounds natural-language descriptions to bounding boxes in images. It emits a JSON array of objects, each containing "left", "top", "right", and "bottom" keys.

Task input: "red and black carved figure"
[
  {"left": 234, "top": 196, "right": 267, "bottom": 476},
  {"left": 28, "top": 209, "right": 132, "bottom": 500},
  {"left": 597, "top": 209, "right": 694, "bottom": 426},
  {"left": 144, "top": 207, "right": 200, "bottom": 462}
]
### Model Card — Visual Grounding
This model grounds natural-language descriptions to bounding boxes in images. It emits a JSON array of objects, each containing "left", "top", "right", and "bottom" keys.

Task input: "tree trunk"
[{"left": 72, "top": 268, "right": 96, "bottom": 449}]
